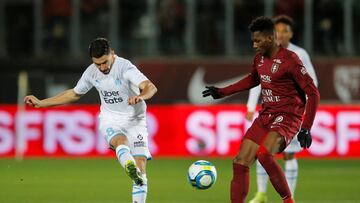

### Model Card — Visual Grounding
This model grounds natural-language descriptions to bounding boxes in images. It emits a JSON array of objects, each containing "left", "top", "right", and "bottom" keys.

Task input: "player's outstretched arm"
[
  {"left": 128, "top": 80, "right": 157, "bottom": 105},
  {"left": 202, "top": 86, "right": 223, "bottom": 99},
  {"left": 24, "top": 89, "right": 82, "bottom": 108}
]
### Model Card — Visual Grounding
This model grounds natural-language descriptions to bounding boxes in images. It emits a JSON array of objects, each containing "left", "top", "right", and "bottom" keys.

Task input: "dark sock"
[
  {"left": 257, "top": 146, "right": 292, "bottom": 200},
  {"left": 230, "top": 163, "right": 249, "bottom": 203}
]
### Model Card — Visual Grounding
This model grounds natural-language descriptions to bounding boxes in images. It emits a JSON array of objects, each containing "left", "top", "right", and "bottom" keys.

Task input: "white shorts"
[
  {"left": 99, "top": 119, "right": 152, "bottom": 160},
  {"left": 284, "top": 134, "right": 302, "bottom": 153}
]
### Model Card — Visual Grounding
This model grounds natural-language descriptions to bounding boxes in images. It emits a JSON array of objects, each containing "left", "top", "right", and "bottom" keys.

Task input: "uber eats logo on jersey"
[{"left": 100, "top": 90, "right": 123, "bottom": 104}]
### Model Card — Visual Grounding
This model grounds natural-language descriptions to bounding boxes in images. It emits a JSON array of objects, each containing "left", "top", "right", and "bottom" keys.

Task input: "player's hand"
[
  {"left": 245, "top": 111, "right": 255, "bottom": 121},
  {"left": 128, "top": 96, "right": 143, "bottom": 105},
  {"left": 297, "top": 128, "right": 312, "bottom": 149},
  {"left": 202, "top": 86, "right": 223, "bottom": 99},
  {"left": 24, "top": 95, "right": 43, "bottom": 108}
]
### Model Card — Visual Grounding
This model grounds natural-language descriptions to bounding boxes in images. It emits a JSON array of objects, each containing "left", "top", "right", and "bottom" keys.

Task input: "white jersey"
[
  {"left": 74, "top": 56, "right": 148, "bottom": 121},
  {"left": 247, "top": 43, "right": 318, "bottom": 112}
]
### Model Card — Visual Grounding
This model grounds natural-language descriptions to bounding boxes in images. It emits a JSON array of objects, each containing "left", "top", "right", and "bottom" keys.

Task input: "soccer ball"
[{"left": 187, "top": 160, "right": 217, "bottom": 190}]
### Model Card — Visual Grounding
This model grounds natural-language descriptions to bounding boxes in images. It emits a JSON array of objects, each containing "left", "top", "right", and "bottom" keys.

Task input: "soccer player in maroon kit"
[{"left": 202, "top": 16, "right": 319, "bottom": 203}]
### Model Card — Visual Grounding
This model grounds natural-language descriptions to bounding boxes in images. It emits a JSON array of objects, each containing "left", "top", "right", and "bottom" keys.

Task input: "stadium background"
[{"left": 0, "top": 0, "right": 359, "bottom": 202}]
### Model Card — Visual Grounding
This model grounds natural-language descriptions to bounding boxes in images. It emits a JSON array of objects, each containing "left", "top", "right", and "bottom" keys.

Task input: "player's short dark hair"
[
  {"left": 273, "top": 15, "right": 294, "bottom": 31},
  {"left": 89, "top": 37, "right": 111, "bottom": 58},
  {"left": 249, "top": 16, "right": 274, "bottom": 35}
]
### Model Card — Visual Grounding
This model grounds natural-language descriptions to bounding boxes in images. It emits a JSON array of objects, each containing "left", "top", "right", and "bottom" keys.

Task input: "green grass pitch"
[{"left": 0, "top": 158, "right": 359, "bottom": 203}]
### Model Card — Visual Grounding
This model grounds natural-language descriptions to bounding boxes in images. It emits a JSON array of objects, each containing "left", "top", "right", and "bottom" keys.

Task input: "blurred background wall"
[{"left": 0, "top": 0, "right": 359, "bottom": 105}]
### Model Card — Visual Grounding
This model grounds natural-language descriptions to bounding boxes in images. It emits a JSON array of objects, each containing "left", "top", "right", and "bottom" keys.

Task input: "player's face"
[
  {"left": 251, "top": 31, "right": 273, "bottom": 55},
  {"left": 275, "top": 23, "right": 293, "bottom": 47},
  {"left": 92, "top": 52, "right": 115, "bottom": 74}
]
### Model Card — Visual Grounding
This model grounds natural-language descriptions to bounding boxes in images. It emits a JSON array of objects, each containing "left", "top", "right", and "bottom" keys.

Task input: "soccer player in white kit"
[
  {"left": 24, "top": 38, "right": 157, "bottom": 203},
  {"left": 248, "top": 15, "right": 318, "bottom": 203}
]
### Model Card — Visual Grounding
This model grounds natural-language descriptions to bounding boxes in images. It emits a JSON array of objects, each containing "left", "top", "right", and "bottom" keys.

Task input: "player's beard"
[
  {"left": 102, "top": 57, "right": 115, "bottom": 75},
  {"left": 101, "top": 68, "right": 110, "bottom": 74}
]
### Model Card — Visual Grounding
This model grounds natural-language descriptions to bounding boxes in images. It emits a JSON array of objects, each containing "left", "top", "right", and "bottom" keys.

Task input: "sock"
[
  {"left": 283, "top": 197, "right": 295, "bottom": 203},
  {"left": 285, "top": 159, "right": 298, "bottom": 196},
  {"left": 116, "top": 145, "right": 136, "bottom": 169},
  {"left": 256, "top": 160, "right": 269, "bottom": 193},
  {"left": 230, "top": 163, "right": 249, "bottom": 203},
  {"left": 257, "top": 146, "right": 292, "bottom": 200},
  {"left": 132, "top": 174, "right": 148, "bottom": 203}
]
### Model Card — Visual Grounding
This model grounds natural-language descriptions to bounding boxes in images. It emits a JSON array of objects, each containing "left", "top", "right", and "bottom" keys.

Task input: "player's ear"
[
  {"left": 266, "top": 34, "right": 274, "bottom": 44},
  {"left": 289, "top": 30, "right": 294, "bottom": 40}
]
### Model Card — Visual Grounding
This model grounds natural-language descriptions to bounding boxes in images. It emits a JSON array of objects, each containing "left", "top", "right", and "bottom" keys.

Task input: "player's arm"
[
  {"left": 128, "top": 80, "right": 158, "bottom": 105},
  {"left": 124, "top": 61, "right": 158, "bottom": 105},
  {"left": 202, "top": 67, "right": 260, "bottom": 99},
  {"left": 245, "top": 85, "right": 261, "bottom": 121},
  {"left": 300, "top": 50, "right": 318, "bottom": 87},
  {"left": 290, "top": 54, "right": 320, "bottom": 130},
  {"left": 24, "top": 89, "right": 82, "bottom": 108},
  {"left": 289, "top": 54, "right": 320, "bottom": 148}
]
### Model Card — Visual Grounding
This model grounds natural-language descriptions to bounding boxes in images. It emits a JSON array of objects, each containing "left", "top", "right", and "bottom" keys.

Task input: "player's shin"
[
  {"left": 256, "top": 146, "right": 292, "bottom": 200},
  {"left": 285, "top": 159, "right": 298, "bottom": 196},
  {"left": 116, "top": 145, "right": 136, "bottom": 168},
  {"left": 230, "top": 163, "right": 249, "bottom": 203},
  {"left": 132, "top": 174, "right": 147, "bottom": 203},
  {"left": 256, "top": 160, "right": 269, "bottom": 193},
  {"left": 116, "top": 145, "right": 144, "bottom": 185}
]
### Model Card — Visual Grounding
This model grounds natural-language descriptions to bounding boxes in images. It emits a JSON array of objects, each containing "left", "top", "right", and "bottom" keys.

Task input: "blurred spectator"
[
  {"left": 234, "top": 0, "right": 264, "bottom": 54},
  {"left": 81, "top": 0, "right": 109, "bottom": 53},
  {"left": 43, "top": 0, "right": 72, "bottom": 54},
  {"left": 196, "top": 0, "right": 224, "bottom": 55},
  {"left": 5, "top": 3, "right": 33, "bottom": 56},
  {"left": 275, "top": 0, "right": 304, "bottom": 44},
  {"left": 118, "top": 0, "right": 146, "bottom": 57},
  {"left": 313, "top": 0, "right": 343, "bottom": 55},
  {"left": 157, "top": 0, "right": 185, "bottom": 55},
  {"left": 81, "top": 0, "right": 108, "bottom": 17},
  {"left": 353, "top": 1, "right": 360, "bottom": 55}
]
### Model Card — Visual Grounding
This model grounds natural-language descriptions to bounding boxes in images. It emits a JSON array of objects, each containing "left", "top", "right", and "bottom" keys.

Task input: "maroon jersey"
[
  {"left": 254, "top": 47, "right": 313, "bottom": 118},
  {"left": 219, "top": 47, "right": 319, "bottom": 129}
]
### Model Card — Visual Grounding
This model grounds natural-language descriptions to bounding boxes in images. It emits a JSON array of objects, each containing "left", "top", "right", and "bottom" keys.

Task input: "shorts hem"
[{"left": 133, "top": 154, "right": 152, "bottom": 160}]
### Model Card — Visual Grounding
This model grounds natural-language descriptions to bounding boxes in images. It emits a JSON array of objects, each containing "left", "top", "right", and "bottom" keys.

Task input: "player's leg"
[
  {"left": 110, "top": 134, "right": 144, "bottom": 186},
  {"left": 257, "top": 131, "right": 293, "bottom": 203},
  {"left": 283, "top": 152, "right": 298, "bottom": 196},
  {"left": 231, "top": 138, "right": 259, "bottom": 203},
  {"left": 283, "top": 136, "right": 301, "bottom": 196},
  {"left": 248, "top": 160, "right": 269, "bottom": 203},
  {"left": 132, "top": 156, "right": 148, "bottom": 203},
  {"left": 129, "top": 124, "right": 152, "bottom": 203}
]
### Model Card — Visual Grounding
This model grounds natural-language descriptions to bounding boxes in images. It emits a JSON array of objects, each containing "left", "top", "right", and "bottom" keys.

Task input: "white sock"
[
  {"left": 132, "top": 174, "right": 148, "bottom": 203},
  {"left": 256, "top": 160, "right": 269, "bottom": 193},
  {"left": 285, "top": 159, "right": 298, "bottom": 196},
  {"left": 116, "top": 145, "right": 136, "bottom": 168}
]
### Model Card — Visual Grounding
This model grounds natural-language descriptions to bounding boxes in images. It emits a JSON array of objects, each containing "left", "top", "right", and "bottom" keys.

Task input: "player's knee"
[
  {"left": 256, "top": 145, "right": 272, "bottom": 165},
  {"left": 110, "top": 134, "right": 128, "bottom": 148},
  {"left": 233, "top": 154, "right": 253, "bottom": 166},
  {"left": 263, "top": 140, "right": 285, "bottom": 155}
]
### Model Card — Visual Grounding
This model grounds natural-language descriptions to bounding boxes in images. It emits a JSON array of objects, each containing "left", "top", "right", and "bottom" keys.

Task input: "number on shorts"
[{"left": 106, "top": 127, "right": 115, "bottom": 136}]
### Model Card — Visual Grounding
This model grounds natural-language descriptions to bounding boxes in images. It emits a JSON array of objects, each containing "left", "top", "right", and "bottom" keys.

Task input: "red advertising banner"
[{"left": 0, "top": 104, "right": 359, "bottom": 158}]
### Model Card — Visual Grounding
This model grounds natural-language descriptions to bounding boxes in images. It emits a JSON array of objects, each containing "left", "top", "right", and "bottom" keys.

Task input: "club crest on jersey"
[
  {"left": 273, "top": 116, "right": 283, "bottom": 124},
  {"left": 271, "top": 63, "right": 279, "bottom": 73},
  {"left": 115, "top": 78, "right": 121, "bottom": 86}
]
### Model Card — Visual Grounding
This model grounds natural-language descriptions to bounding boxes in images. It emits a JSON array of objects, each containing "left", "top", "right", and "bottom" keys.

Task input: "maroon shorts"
[{"left": 243, "top": 113, "right": 302, "bottom": 146}]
